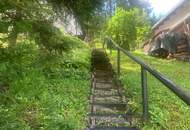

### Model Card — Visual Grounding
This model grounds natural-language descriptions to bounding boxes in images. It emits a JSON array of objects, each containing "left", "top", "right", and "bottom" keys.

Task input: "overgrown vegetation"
[
  {"left": 0, "top": 1, "right": 101, "bottom": 129},
  {"left": 2, "top": 0, "right": 185, "bottom": 129},
  {"left": 0, "top": 32, "right": 91, "bottom": 129},
  {"left": 108, "top": 49, "right": 190, "bottom": 130}
]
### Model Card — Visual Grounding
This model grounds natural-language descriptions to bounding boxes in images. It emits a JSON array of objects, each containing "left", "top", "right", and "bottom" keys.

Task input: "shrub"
[{"left": 0, "top": 33, "right": 91, "bottom": 130}]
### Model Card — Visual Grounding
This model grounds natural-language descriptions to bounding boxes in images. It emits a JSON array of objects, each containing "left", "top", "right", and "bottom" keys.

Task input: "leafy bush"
[
  {"left": 33, "top": 22, "right": 87, "bottom": 53},
  {"left": 105, "top": 8, "right": 151, "bottom": 50},
  {"left": 0, "top": 34, "right": 91, "bottom": 130}
]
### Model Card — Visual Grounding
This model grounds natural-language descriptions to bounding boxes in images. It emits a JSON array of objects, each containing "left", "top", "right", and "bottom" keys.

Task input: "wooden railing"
[{"left": 104, "top": 37, "right": 190, "bottom": 120}]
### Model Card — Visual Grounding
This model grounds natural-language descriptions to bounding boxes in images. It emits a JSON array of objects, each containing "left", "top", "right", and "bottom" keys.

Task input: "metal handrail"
[{"left": 105, "top": 37, "right": 190, "bottom": 120}]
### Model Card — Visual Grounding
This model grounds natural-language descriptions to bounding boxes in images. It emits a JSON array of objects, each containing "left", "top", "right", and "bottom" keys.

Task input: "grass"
[
  {"left": 108, "top": 49, "right": 190, "bottom": 130},
  {"left": 0, "top": 36, "right": 91, "bottom": 130}
]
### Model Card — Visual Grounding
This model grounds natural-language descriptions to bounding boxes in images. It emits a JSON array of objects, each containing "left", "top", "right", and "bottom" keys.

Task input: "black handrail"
[{"left": 105, "top": 37, "right": 190, "bottom": 120}]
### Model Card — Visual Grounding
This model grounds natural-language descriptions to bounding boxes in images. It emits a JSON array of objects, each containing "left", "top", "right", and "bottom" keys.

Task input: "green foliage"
[
  {"left": 135, "top": 10, "right": 151, "bottom": 47},
  {"left": 106, "top": 8, "right": 136, "bottom": 49},
  {"left": 33, "top": 21, "right": 70, "bottom": 51},
  {"left": 0, "top": 36, "right": 91, "bottom": 130},
  {"left": 105, "top": 8, "right": 151, "bottom": 50},
  {"left": 0, "top": 0, "right": 53, "bottom": 46},
  {"left": 0, "top": 1, "right": 101, "bottom": 129},
  {"left": 47, "top": 0, "right": 103, "bottom": 37},
  {"left": 0, "top": 0, "right": 103, "bottom": 46},
  {"left": 108, "top": 50, "right": 190, "bottom": 129}
]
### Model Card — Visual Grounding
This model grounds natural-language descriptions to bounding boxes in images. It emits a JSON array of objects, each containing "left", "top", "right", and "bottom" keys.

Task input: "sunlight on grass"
[
  {"left": 107, "top": 49, "right": 190, "bottom": 130},
  {"left": 122, "top": 64, "right": 139, "bottom": 71},
  {"left": 0, "top": 37, "right": 91, "bottom": 130}
]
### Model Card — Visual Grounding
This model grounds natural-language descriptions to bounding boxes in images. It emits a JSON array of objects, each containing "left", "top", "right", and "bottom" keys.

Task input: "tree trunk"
[
  {"left": 8, "top": 23, "right": 18, "bottom": 47},
  {"left": 8, "top": 9, "right": 21, "bottom": 47}
]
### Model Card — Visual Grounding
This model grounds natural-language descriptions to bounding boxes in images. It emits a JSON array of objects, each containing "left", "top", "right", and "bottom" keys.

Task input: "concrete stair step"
[
  {"left": 90, "top": 102, "right": 127, "bottom": 112},
  {"left": 88, "top": 49, "right": 139, "bottom": 130},
  {"left": 87, "top": 126, "right": 139, "bottom": 130},
  {"left": 93, "top": 89, "right": 118, "bottom": 95},
  {"left": 92, "top": 96, "right": 124, "bottom": 104},
  {"left": 96, "top": 80, "right": 113, "bottom": 84},
  {"left": 94, "top": 87, "right": 118, "bottom": 91},
  {"left": 89, "top": 113, "right": 132, "bottom": 121},
  {"left": 95, "top": 80, "right": 113, "bottom": 83},
  {"left": 91, "top": 93, "right": 121, "bottom": 97}
]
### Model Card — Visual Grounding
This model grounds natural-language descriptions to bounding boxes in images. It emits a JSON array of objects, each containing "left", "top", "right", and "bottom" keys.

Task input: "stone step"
[
  {"left": 94, "top": 78, "right": 113, "bottom": 81},
  {"left": 93, "top": 72, "right": 113, "bottom": 75},
  {"left": 93, "top": 68, "right": 111, "bottom": 70},
  {"left": 93, "top": 89, "right": 119, "bottom": 95},
  {"left": 94, "top": 87, "right": 118, "bottom": 91},
  {"left": 91, "top": 93, "right": 121, "bottom": 97},
  {"left": 93, "top": 65, "right": 110, "bottom": 67},
  {"left": 95, "top": 83, "right": 115, "bottom": 89},
  {"left": 95, "top": 81, "right": 113, "bottom": 84},
  {"left": 87, "top": 126, "right": 139, "bottom": 130},
  {"left": 93, "top": 70, "right": 113, "bottom": 73},
  {"left": 92, "top": 96, "right": 124, "bottom": 104},
  {"left": 94, "top": 76, "right": 113, "bottom": 79},
  {"left": 90, "top": 117, "right": 130, "bottom": 127},
  {"left": 90, "top": 102, "right": 127, "bottom": 112},
  {"left": 95, "top": 79, "right": 113, "bottom": 83},
  {"left": 89, "top": 113, "right": 132, "bottom": 122}
]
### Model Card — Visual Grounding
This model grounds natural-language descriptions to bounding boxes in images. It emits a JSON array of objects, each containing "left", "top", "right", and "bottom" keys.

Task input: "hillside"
[{"left": 0, "top": 35, "right": 91, "bottom": 130}]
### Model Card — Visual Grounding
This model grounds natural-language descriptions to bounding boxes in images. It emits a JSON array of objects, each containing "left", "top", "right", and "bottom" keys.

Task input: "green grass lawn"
[{"left": 108, "top": 49, "right": 190, "bottom": 130}]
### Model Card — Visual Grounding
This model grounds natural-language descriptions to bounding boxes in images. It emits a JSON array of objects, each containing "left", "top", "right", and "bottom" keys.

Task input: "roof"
[{"left": 152, "top": 0, "right": 185, "bottom": 30}]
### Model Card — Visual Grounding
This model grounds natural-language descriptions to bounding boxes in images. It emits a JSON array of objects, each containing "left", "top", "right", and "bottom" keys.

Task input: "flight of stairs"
[{"left": 86, "top": 49, "right": 139, "bottom": 130}]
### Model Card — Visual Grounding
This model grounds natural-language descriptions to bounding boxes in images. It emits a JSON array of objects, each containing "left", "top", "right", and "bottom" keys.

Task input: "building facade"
[{"left": 144, "top": 0, "right": 190, "bottom": 60}]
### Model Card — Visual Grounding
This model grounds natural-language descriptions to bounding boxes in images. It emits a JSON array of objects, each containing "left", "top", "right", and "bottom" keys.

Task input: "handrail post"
[
  {"left": 117, "top": 48, "right": 120, "bottom": 76},
  {"left": 141, "top": 66, "right": 149, "bottom": 121}
]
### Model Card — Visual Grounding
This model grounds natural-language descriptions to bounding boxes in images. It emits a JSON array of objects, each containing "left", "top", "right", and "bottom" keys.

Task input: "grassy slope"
[
  {"left": 108, "top": 49, "right": 190, "bottom": 130},
  {"left": 0, "top": 36, "right": 91, "bottom": 130}
]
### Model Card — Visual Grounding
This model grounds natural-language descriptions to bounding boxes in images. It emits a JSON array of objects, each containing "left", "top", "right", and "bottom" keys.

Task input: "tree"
[
  {"left": 105, "top": 8, "right": 151, "bottom": 50},
  {"left": 150, "top": 13, "right": 162, "bottom": 25},
  {"left": 106, "top": 8, "right": 136, "bottom": 49},
  {"left": 116, "top": 0, "right": 152, "bottom": 13},
  {"left": 0, "top": 0, "right": 53, "bottom": 47},
  {"left": 47, "top": 0, "right": 103, "bottom": 38},
  {"left": 134, "top": 8, "right": 151, "bottom": 47},
  {"left": 0, "top": 0, "right": 104, "bottom": 46}
]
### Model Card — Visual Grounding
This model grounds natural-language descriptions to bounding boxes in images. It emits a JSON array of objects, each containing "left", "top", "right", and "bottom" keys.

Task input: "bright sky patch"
[{"left": 149, "top": 0, "right": 182, "bottom": 15}]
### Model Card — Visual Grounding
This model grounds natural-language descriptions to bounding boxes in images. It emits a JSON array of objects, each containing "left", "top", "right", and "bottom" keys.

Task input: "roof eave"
[{"left": 152, "top": 0, "right": 185, "bottom": 30}]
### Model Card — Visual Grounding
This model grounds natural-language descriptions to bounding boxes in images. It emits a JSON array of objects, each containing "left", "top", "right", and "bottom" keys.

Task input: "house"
[{"left": 144, "top": 0, "right": 190, "bottom": 60}]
